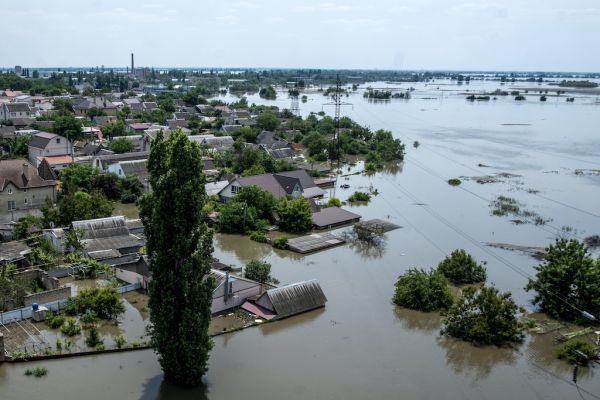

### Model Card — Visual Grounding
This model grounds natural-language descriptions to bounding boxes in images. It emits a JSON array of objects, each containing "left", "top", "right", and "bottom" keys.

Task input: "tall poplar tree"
[{"left": 139, "top": 129, "right": 214, "bottom": 386}]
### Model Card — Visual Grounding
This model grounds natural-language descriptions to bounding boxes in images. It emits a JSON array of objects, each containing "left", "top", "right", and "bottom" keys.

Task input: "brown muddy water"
[{"left": 2, "top": 79, "right": 600, "bottom": 399}]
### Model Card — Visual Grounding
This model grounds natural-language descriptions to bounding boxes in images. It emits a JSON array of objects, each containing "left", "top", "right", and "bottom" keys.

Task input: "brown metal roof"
[
  {"left": 258, "top": 280, "right": 327, "bottom": 319},
  {"left": 311, "top": 207, "right": 361, "bottom": 229}
]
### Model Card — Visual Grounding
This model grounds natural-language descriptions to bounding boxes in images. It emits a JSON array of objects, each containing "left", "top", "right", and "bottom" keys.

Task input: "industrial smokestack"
[{"left": 131, "top": 53, "right": 134, "bottom": 74}]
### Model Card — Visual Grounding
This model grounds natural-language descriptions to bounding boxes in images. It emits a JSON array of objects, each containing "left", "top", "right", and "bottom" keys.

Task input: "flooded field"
[{"left": 2, "top": 79, "right": 600, "bottom": 399}]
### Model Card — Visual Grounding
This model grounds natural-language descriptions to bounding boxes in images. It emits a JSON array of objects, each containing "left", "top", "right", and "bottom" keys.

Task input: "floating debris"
[{"left": 487, "top": 243, "right": 547, "bottom": 260}]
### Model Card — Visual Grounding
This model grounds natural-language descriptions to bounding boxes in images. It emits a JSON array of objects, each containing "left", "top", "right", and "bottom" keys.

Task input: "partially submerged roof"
[
  {"left": 312, "top": 207, "right": 361, "bottom": 229},
  {"left": 258, "top": 280, "right": 327, "bottom": 319}
]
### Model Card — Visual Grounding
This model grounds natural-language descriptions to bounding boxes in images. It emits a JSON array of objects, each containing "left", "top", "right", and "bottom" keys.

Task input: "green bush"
[
  {"left": 393, "top": 268, "right": 454, "bottom": 312},
  {"left": 60, "top": 318, "right": 81, "bottom": 336},
  {"left": 557, "top": 340, "right": 597, "bottom": 365},
  {"left": 348, "top": 191, "right": 371, "bottom": 203},
  {"left": 244, "top": 260, "right": 272, "bottom": 283},
  {"left": 80, "top": 312, "right": 98, "bottom": 327},
  {"left": 114, "top": 334, "right": 127, "bottom": 349},
  {"left": 326, "top": 198, "right": 342, "bottom": 208},
  {"left": 273, "top": 236, "right": 289, "bottom": 250},
  {"left": 85, "top": 327, "right": 103, "bottom": 348},
  {"left": 70, "top": 287, "right": 125, "bottom": 320},
  {"left": 45, "top": 313, "right": 66, "bottom": 329},
  {"left": 437, "top": 249, "right": 487, "bottom": 284},
  {"left": 249, "top": 231, "right": 267, "bottom": 243},
  {"left": 441, "top": 286, "right": 524, "bottom": 345},
  {"left": 447, "top": 178, "right": 461, "bottom": 186},
  {"left": 24, "top": 367, "right": 48, "bottom": 377}
]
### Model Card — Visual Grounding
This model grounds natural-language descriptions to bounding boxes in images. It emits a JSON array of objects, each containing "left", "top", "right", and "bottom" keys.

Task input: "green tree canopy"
[
  {"left": 55, "top": 191, "right": 113, "bottom": 225},
  {"left": 110, "top": 137, "right": 134, "bottom": 154},
  {"left": 233, "top": 185, "right": 276, "bottom": 221},
  {"left": 102, "top": 121, "right": 126, "bottom": 138},
  {"left": 441, "top": 286, "right": 524, "bottom": 346},
  {"left": 256, "top": 111, "right": 280, "bottom": 131},
  {"left": 276, "top": 197, "right": 313, "bottom": 233},
  {"left": 53, "top": 113, "right": 83, "bottom": 141},
  {"left": 139, "top": 129, "right": 214, "bottom": 386},
  {"left": 59, "top": 164, "right": 99, "bottom": 195},
  {"left": 437, "top": 249, "right": 487, "bottom": 285},
  {"left": 525, "top": 239, "right": 600, "bottom": 322},
  {"left": 369, "top": 130, "right": 405, "bottom": 162},
  {"left": 393, "top": 268, "right": 454, "bottom": 312}
]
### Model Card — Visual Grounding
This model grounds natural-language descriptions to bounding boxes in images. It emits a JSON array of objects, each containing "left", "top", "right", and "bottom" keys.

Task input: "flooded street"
[{"left": 2, "top": 79, "right": 600, "bottom": 399}]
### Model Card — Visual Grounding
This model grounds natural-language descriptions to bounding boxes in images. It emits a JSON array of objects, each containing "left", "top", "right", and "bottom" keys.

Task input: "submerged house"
[
  {"left": 210, "top": 270, "right": 265, "bottom": 315},
  {"left": 242, "top": 279, "right": 327, "bottom": 320}
]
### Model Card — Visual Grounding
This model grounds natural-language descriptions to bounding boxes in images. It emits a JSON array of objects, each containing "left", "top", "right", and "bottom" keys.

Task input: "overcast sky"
[{"left": 3, "top": 0, "right": 599, "bottom": 72}]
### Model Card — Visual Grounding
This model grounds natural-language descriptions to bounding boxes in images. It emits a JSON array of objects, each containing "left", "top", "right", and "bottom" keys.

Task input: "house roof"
[
  {"left": 311, "top": 207, "right": 361, "bottom": 229},
  {"left": 0, "top": 159, "right": 56, "bottom": 191},
  {"left": 237, "top": 174, "right": 295, "bottom": 199},
  {"left": 275, "top": 170, "right": 317, "bottom": 189},
  {"left": 28, "top": 131, "right": 59, "bottom": 149},
  {"left": 73, "top": 97, "right": 116, "bottom": 110},
  {"left": 273, "top": 174, "right": 302, "bottom": 195},
  {"left": 37, "top": 158, "right": 58, "bottom": 180},
  {"left": 261, "top": 280, "right": 327, "bottom": 319},
  {"left": 269, "top": 148, "right": 295, "bottom": 159},
  {"left": 4, "top": 103, "right": 31, "bottom": 113},
  {"left": 129, "top": 122, "right": 153, "bottom": 131},
  {"left": 0, "top": 240, "right": 31, "bottom": 263},
  {"left": 82, "top": 234, "right": 144, "bottom": 254},
  {"left": 36, "top": 155, "right": 73, "bottom": 166},
  {"left": 205, "top": 181, "right": 229, "bottom": 197},
  {"left": 72, "top": 216, "right": 130, "bottom": 239},
  {"left": 119, "top": 159, "right": 147, "bottom": 176}
]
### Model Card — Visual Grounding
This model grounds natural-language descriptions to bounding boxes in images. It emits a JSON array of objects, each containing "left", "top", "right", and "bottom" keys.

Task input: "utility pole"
[{"left": 323, "top": 74, "right": 352, "bottom": 198}]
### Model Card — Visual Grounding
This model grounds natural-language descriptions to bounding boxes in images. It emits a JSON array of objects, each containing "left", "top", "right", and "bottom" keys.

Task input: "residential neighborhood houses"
[{"left": 0, "top": 69, "right": 376, "bottom": 360}]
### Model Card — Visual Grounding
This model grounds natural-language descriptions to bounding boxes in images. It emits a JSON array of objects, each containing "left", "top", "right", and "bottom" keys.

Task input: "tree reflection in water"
[
  {"left": 437, "top": 337, "right": 518, "bottom": 381},
  {"left": 393, "top": 307, "right": 442, "bottom": 333}
]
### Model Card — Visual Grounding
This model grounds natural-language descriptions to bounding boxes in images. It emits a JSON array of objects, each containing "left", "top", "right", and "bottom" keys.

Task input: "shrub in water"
[
  {"left": 249, "top": 231, "right": 267, "bottom": 243},
  {"left": 45, "top": 313, "right": 66, "bottom": 329},
  {"left": 557, "top": 340, "right": 597, "bottom": 365},
  {"left": 437, "top": 249, "right": 487, "bottom": 284},
  {"left": 60, "top": 318, "right": 81, "bottom": 336},
  {"left": 348, "top": 191, "right": 371, "bottom": 203},
  {"left": 273, "top": 236, "right": 289, "bottom": 250},
  {"left": 393, "top": 268, "right": 453, "bottom": 312}
]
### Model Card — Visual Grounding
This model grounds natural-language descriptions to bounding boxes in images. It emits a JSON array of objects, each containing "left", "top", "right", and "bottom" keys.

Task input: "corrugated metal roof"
[
  {"left": 72, "top": 216, "right": 130, "bottom": 239},
  {"left": 262, "top": 280, "right": 327, "bottom": 319}
]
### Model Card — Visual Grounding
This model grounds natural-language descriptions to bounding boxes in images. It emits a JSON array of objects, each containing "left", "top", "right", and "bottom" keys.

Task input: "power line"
[{"left": 380, "top": 175, "right": 597, "bottom": 319}]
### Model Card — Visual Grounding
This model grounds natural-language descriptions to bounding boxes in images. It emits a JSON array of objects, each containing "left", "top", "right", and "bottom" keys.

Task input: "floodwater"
[{"left": 2, "top": 79, "right": 600, "bottom": 399}]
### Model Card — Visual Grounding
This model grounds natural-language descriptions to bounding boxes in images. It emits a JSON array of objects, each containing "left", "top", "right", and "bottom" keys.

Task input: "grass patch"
[
  {"left": 348, "top": 191, "right": 371, "bottom": 203},
  {"left": 490, "top": 196, "right": 551, "bottom": 225},
  {"left": 24, "top": 367, "right": 48, "bottom": 378}
]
